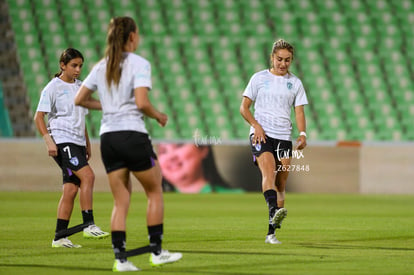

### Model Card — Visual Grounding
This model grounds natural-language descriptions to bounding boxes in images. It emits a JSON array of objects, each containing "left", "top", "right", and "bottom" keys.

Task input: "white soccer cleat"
[
  {"left": 112, "top": 259, "right": 140, "bottom": 272},
  {"left": 150, "top": 249, "right": 183, "bottom": 266},
  {"left": 265, "top": 234, "right": 282, "bottom": 244},
  {"left": 83, "top": 224, "right": 110, "bottom": 239},
  {"left": 271, "top": 208, "right": 287, "bottom": 229},
  {"left": 52, "top": 238, "right": 82, "bottom": 248}
]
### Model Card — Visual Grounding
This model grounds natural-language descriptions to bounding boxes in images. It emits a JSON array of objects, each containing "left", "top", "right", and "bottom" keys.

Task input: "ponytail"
[{"left": 104, "top": 17, "right": 137, "bottom": 87}]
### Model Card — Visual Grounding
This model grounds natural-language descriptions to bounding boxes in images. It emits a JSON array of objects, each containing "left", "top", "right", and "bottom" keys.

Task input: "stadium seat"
[
  {"left": 239, "top": 0, "right": 272, "bottom": 37},
  {"left": 111, "top": 0, "right": 137, "bottom": 18},
  {"left": 215, "top": 0, "right": 244, "bottom": 37},
  {"left": 186, "top": 0, "right": 217, "bottom": 37},
  {"left": 0, "top": 82, "right": 13, "bottom": 136},
  {"left": 138, "top": 0, "right": 167, "bottom": 36},
  {"left": 161, "top": 0, "right": 192, "bottom": 37},
  {"left": 6, "top": 0, "right": 414, "bottom": 141}
]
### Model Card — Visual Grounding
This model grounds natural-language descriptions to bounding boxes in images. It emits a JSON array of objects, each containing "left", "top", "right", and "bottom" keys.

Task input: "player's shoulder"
[
  {"left": 74, "top": 78, "right": 82, "bottom": 87},
  {"left": 287, "top": 72, "right": 304, "bottom": 85},
  {"left": 250, "top": 69, "right": 269, "bottom": 81},
  {"left": 287, "top": 72, "right": 301, "bottom": 81},
  {"left": 90, "top": 57, "right": 111, "bottom": 74},
  {"left": 126, "top": 52, "right": 150, "bottom": 66},
  {"left": 94, "top": 58, "right": 107, "bottom": 70},
  {"left": 47, "top": 77, "right": 82, "bottom": 90},
  {"left": 48, "top": 77, "right": 60, "bottom": 84},
  {"left": 252, "top": 69, "right": 269, "bottom": 77},
  {"left": 43, "top": 77, "right": 59, "bottom": 90}
]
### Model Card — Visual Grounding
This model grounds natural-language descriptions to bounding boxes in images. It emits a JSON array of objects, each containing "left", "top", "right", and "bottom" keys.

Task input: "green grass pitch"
[{"left": 0, "top": 192, "right": 413, "bottom": 274}]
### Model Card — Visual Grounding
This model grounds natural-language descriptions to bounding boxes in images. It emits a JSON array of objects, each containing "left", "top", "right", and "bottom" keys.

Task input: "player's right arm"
[
  {"left": 34, "top": 111, "right": 57, "bottom": 157},
  {"left": 240, "top": 96, "right": 266, "bottom": 145}
]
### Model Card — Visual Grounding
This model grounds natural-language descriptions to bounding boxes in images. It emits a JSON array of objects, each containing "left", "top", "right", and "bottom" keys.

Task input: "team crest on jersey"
[
  {"left": 287, "top": 82, "right": 293, "bottom": 90},
  {"left": 70, "top": 157, "right": 79, "bottom": 166}
]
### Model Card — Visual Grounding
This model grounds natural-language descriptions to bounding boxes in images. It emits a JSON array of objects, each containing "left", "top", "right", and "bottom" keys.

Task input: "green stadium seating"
[
  {"left": 138, "top": 0, "right": 167, "bottom": 36},
  {"left": 6, "top": 0, "right": 414, "bottom": 141},
  {"left": 0, "top": 82, "right": 13, "bottom": 136},
  {"left": 190, "top": 0, "right": 218, "bottom": 37}
]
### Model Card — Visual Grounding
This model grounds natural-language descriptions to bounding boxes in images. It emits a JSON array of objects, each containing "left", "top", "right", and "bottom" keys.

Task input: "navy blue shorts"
[
  {"left": 100, "top": 131, "right": 157, "bottom": 173},
  {"left": 249, "top": 134, "right": 292, "bottom": 165},
  {"left": 54, "top": 143, "right": 89, "bottom": 185}
]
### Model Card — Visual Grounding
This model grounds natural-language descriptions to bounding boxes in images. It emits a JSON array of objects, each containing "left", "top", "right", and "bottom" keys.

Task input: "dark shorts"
[
  {"left": 249, "top": 134, "right": 292, "bottom": 165},
  {"left": 54, "top": 143, "right": 89, "bottom": 185},
  {"left": 100, "top": 131, "right": 157, "bottom": 173}
]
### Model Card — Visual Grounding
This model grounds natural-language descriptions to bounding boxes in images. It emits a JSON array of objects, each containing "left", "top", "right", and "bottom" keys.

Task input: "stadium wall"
[{"left": 0, "top": 139, "right": 413, "bottom": 194}]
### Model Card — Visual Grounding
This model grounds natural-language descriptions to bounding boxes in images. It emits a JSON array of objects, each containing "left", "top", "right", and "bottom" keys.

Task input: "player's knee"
[
  {"left": 62, "top": 185, "right": 78, "bottom": 199},
  {"left": 262, "top": 172, "right": 276, "bottom": 184},
  {"left": 85, "top": 172, "right": 95, "bottom": 184},
  {"left": 144, "top": 183, "right": 163, "bottom": 198},
  {"left": 78, "top": 168, "right": 95, "bottom": 186}
]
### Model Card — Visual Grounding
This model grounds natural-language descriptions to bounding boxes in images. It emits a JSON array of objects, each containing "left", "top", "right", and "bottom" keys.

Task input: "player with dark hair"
[
  {"left": 34, "top": 48, "right": 109, "bottom": 248},
  {"left": 240, "top": 39, "right": 308, "bottom": 244},
  {"left": 74, "top": 17, "right": 182, "bottom": 271}
]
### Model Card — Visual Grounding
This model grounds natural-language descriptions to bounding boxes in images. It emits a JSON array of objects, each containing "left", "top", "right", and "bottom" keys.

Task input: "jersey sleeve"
[
  {"left": 134, "top": 61, "right": 152, "bottom": 90},
  {"left": 242, "top": 74, "right": 258, "bottom": 101},
  {"left": 294, "top": 79, "right": 308, "bottom": 107},
  {"left": 73, "top": 79, "right": 89, "bottom": 116},
  {"left": 82, "top": 64, "right": 98, "bottom": 91},
  {"left": 35, "top": 81, "right": 54, "bottom": 113}
]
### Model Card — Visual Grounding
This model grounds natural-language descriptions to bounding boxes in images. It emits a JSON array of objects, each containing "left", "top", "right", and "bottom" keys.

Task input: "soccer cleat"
[
  {"left": 271, "top": 208, "right": 287, "bottom": 229},
  {"left": 265, "top": 234, "right": 282, "bottom": 244},
  {"left": 52, "top": 238, "right": 82, "bottom": 248},
  {"left": 150, "top": 249, "right": 183, "bottom": 266},
  {"left": 83, "top": 224, "right": 110, "bottom": 239},
  {"left": 112, "top": 259, "right": 140, "bottom": 272}
]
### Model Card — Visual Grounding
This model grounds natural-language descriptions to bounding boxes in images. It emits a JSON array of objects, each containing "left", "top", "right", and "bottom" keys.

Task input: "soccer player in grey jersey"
[
  {"left": 75, "top": 17, "right": 182, "bottom": 272},
  {"left": 34, "top": 48, "right": 109, "bottom": 249},
  {"left": 240, "top": 39, "right": 308, "bottom": 244}
]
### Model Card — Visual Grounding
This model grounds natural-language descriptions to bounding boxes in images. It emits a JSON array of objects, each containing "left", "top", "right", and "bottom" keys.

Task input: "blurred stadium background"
[
  {"left": 1, "top": 0, "right": 414, "bottom": 194},
  {"left": 1, "top": 0, "right": 413, "bottom": 141}
]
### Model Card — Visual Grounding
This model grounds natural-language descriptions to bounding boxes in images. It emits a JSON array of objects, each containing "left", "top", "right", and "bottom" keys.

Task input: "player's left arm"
[
  {"left": 135, "top": 87, "right": 168, "bottom": 127},
  {"left": 294, "top": 105, "right": 307, "bottom": 150},
  {"left": 74, "top": 85, "right": 102, "bottom": 110},
  {"left": 85, "top": 126, "right": 92, "bottom": 161}
]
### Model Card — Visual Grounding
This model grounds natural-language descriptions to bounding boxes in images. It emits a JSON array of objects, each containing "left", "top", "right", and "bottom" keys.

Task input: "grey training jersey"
[
  {"left": 243, "top": 69, "right": 308, "bottom": 141},
  {"left": 82, "top": 52, "right": 152, "bottom": 135},
  {"left": 36, "top": 77, "right": 88, "bottom": 146}
]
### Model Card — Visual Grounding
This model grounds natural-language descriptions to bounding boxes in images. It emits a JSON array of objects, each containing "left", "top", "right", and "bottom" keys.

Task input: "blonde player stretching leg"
[{"left": 240, "top": 39, "right": 308, "bottom": 244}]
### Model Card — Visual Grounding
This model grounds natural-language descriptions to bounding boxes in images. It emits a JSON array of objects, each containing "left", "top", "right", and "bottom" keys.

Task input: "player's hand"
[
  {"left": 252, "top": 124, "right": 266, "bottom": 145},
  {"left": 43, "top": 134, "right": 58, "bottom": 157},
  {"left": 86, "top": 145, "right": 92, "bottom": 161},
  {"left": 295, "top": 135, "right": 307, "bottom": 150},
  {"left": 156, "top": 113, "right": 168, "bottom": 127}
]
